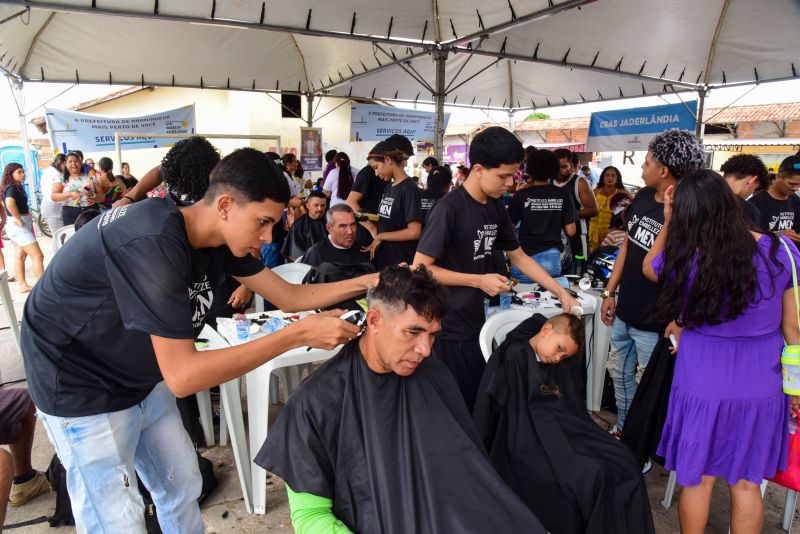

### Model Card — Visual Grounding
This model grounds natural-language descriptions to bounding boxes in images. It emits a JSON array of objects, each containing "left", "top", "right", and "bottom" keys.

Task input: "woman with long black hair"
[
  {"left": 51, "top": 152, "right": 104, "bottom": 225},
  {"left": 643, "top": 169, "right": 800, "bottom": 533},
  {"left": 322, "top": 152, "right": 357, "bottom": 207},
  {"left": 2, "top": 163, "right": 44, "bottom": 292}
]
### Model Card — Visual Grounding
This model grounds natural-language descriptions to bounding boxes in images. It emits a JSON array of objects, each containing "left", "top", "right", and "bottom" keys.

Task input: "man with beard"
[{"left": 282, "top": 190, "right": 328, "bottom": 261}]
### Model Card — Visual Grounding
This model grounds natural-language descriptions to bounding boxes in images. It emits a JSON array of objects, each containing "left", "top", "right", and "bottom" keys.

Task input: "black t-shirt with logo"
[
  {"left": 21, "top": 198, "right": 264, "bottom": 417},
  {"left": 420, "top": 190, "right": 437, "bottom": 223},
  {"left": 417, "top": 187, "right": 519, "bottom": 340},
  {"left": 748, "top": 191, "right": 800, "bottom": 234},
  {"left": 351, "top": 166, "right": 387, "bottom": 215},
  {"left": 615, "top": 187, "right": 665, "bottom": 332},
  {"left": 508, "top": 184, "right": 576, "bottom": 256},
  {"left": 375, "top": 177, "right": 422, "bottom": 269}
]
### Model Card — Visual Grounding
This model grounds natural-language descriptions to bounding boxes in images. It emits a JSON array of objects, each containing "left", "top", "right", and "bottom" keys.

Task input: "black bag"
[
  {"left": 619, "top": 334, "right": 676, "bottom": 469},
  {"left": 45, "top": 454, "right": 74, "bottom": 527},
  {"left": 302, "top": 262, "right": 376, "bottom": 311},
  {"left": 45, "top": 452, "right": 218, "bottom": 531}
]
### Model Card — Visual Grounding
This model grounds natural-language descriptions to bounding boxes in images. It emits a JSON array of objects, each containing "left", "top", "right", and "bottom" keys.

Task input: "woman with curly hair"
[
  {"left": 113, "top": 136, "right": 220, "bottom": 207},
  {"left": 644, "top": 169, "right": 800, "bottom": 533},
  {"left": 322, "top": 152, "right": 357, "bottom": 207},
  {"left": 51, "top": 152, "right": 105, "bottom": 226},
  {"left": 2, "top": 163, "right": 44, "bottom": 292}
]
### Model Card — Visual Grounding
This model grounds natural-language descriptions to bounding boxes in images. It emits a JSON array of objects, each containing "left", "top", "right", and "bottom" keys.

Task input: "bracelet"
[{"left": 123, "top": 195, "right": 136, "bottom": 203}]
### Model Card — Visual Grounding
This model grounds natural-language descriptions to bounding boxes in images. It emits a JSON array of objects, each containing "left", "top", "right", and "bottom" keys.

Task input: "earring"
[{"left": 222, "top": 214, "right": 227, "bottom": 220}]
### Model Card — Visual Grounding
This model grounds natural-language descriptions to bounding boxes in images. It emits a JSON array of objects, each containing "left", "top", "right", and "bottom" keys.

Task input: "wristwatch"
[{"left": 600, "top": 289, "right": 616, "bottom": 299}]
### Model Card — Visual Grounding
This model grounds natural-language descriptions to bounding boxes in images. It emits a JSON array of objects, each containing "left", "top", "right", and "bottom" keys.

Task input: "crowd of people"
[{"left": 2, "top": 124, "right": 800, "bottom": 534}]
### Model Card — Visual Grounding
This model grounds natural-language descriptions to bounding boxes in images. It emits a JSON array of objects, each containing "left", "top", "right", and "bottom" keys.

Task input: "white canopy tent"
[{"left": 1, "top": 0, "right": 799, "bottom": 166}]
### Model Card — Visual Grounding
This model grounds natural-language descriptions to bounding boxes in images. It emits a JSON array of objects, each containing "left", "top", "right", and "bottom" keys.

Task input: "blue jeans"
[
  {"left": 606, "top": 317, "right": 659, "bottom": 430},
  {"left": 510, "top": 247, "right": 561, "bottom": 283},
  {"left": 38, "top": 382, "right": 204, "bottom": 534}
]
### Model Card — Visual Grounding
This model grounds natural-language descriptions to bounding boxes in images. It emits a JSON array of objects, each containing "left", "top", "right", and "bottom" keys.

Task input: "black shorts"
[
  {"left": 432, "top": 337, "right": 486, "bottom": 413},
  {"left": 0, "top": 388, "right": 32, "bottom": 444}
]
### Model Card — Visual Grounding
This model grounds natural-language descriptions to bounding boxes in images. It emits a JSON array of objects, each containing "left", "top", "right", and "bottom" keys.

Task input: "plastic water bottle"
[
  {"left": 260, "top": 316, "right": 285, "bottom": 335},
  {"left": 234, "top": 314, "right": 250, "bottom": 341}
]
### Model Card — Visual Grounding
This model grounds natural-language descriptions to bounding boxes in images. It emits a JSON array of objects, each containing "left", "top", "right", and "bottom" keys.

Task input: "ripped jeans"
[
  {"left": 605, "top": 318, "right": 659, "bottom": 431},
  {"left": 38, "top": 382, "right": 204, "bottom": 534}
]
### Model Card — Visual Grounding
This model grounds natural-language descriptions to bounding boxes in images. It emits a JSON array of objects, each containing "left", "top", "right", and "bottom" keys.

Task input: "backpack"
[{"left": 45, "top": 451, "right": 218, "bottom": 531}]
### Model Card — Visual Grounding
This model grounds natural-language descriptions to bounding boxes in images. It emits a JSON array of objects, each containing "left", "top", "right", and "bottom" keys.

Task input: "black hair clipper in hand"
[{"left": 340, "top": 310, "right": 367, "bottom": 329}]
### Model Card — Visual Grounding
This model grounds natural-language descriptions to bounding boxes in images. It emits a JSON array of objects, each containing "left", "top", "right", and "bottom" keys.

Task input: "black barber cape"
[
  {"left": 281, "top": 213, "right": 327, "bottom": 260},
  {"left": 256, "top": 341, "right": 546, "bottom": 534},
  {"left": 473, "top": 315, "right": 654, "bottom": 534}
]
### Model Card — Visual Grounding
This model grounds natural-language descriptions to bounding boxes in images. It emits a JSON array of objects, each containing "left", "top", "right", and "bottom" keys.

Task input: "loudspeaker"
[{"left": 281, "top": 94, "right": 302, "bottom": 119}]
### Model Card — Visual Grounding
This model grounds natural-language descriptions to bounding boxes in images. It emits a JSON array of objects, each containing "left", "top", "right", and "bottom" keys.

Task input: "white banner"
[{"left": 45, "top": 105, "right": 196, "bottom": 155}]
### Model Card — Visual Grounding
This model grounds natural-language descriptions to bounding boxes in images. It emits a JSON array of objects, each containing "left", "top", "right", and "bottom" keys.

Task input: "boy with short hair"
[
  {"left": 474, "top": 313, "right": 654, "bottom": 534},
  {"left": 414, "top": 127, "right": 578, "bottom": 411}
]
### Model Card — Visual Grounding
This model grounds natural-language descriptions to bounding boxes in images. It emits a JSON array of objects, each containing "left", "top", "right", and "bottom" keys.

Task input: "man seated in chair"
[
  {"left": 473, "top": 313, "right": 654, "bottom": 534},
  {"left": 282, "top": 190, "right": 328, "bottom": 261},
  {"left": 257, "top": 265, "right": 546, "bottom": 534},
  {"left": 302, "top": 204, "right": 371, "bottom": 267}
]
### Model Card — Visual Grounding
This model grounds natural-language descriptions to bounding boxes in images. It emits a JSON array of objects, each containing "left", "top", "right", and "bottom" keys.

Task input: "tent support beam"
[
  {"left": 306, "top": 94, "right": 314, "bottom": 127},
  {"left": 433, "top": 50, "right": 447, "bottom": 162},
  {"left": 313, "top": 49, "right": 430, "bottom": 94},
  {"left": 443, "top": 0, "right": 597, "bottom": 47},
  {"left": 455, "top": 47, "right": 701, "bottom": 91},
  {"left": 0, "top": 0, "right": 436, "bottom": 50},
  {"left": 695, "top": 87, "right": 706, "bottom": 138},
  {"left": 10, "top": 78, "right": 37, "bottom": 209}
]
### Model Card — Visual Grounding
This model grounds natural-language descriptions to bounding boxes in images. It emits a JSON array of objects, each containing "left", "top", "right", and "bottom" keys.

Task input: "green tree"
[{"left": 525, "top": 112, "right": 551, "bottom": 120}]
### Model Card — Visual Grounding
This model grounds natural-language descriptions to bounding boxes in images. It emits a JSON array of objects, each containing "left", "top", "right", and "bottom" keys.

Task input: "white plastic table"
[{"left": 216, "top": 313, "right": 341, "bottom": 515}]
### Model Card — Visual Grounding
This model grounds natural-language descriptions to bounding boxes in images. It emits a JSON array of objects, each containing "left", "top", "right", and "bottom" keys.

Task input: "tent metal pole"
[
  {"left": 11, "top": 79, "right": 38, "bottom": 209},
  {"left": 115, "top": 133, "right": 122, "bottom": 172},
  {"left": 306, "top": 94, "right": 314, "bottom": 127},
  {"left": 695, "top": 87, "right": 706, "bottom": 139},
  {"left": 433, "top": 50, "right": 447, "bottom": 162}
]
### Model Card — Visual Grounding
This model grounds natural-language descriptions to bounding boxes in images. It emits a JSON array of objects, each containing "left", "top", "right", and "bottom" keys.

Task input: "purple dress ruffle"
[{"left": 655, "top": 235, "right": 798, "bottom": 486}]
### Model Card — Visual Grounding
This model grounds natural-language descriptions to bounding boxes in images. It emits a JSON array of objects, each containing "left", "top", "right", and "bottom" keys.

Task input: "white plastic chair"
[
  {"left": 255, "top": 263, "right": 312, "bottom": 313},
  {"left": 478, "top": 310, "right": 534, "bottom": 361},
  {"left": 271, "top": 262, "right": 312, "bottom": 283},
  {"left": 245, "top": 345, "right": 341, "bottom": 514},
  {"left": 51, "top": 224, "right": 75, "bottom": 254},
  {"left": 255, "top": 262, "right": 314, "bottom": 401}
]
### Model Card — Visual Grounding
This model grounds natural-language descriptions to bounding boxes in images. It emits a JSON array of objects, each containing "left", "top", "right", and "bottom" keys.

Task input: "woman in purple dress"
[{"left": 643, "top": 169, "right": 800, "bottom": 533}]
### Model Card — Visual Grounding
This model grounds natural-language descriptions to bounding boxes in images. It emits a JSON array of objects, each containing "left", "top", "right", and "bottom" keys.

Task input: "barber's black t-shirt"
[
  {"left": 739, "top": 196, "right": 761, "bottom": 226},
  {"left": 615, "top": 187, "right": 665, "bottom": 332},
  {"left": 508, "top": 184, "right": 576, "bottom": 256},
  {"left": 21, "top": 198, "right": 264, "bottom": 417},
  {"left": 351, "top": 166, "right": 387, "bottom": 215},
  {"left": 3, "top": 184, "right": 29, "bottom": 216},
  {"left": 375, "top": 177, "right": 422, "bottom": 269},
  {"left": 417, "top": 187, "right": 519, "bottom": 340},
  {"left": 749, "top": 191, "right": 800, "bottom": 234}
]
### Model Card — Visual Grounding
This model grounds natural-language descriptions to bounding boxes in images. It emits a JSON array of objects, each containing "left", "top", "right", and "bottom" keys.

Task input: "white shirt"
[{"left": 323, "top": 166, "right": 359, "bottom": 207}]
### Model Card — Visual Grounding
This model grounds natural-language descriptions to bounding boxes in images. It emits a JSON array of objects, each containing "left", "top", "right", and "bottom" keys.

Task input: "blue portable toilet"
[{"left": 0, "top": 142, "right": 41, "bottom": 196}]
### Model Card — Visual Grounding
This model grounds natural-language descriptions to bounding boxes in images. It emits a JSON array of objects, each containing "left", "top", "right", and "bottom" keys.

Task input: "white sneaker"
[{"left": 642, "top": 460, "right": 652, "bottom": 475}]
